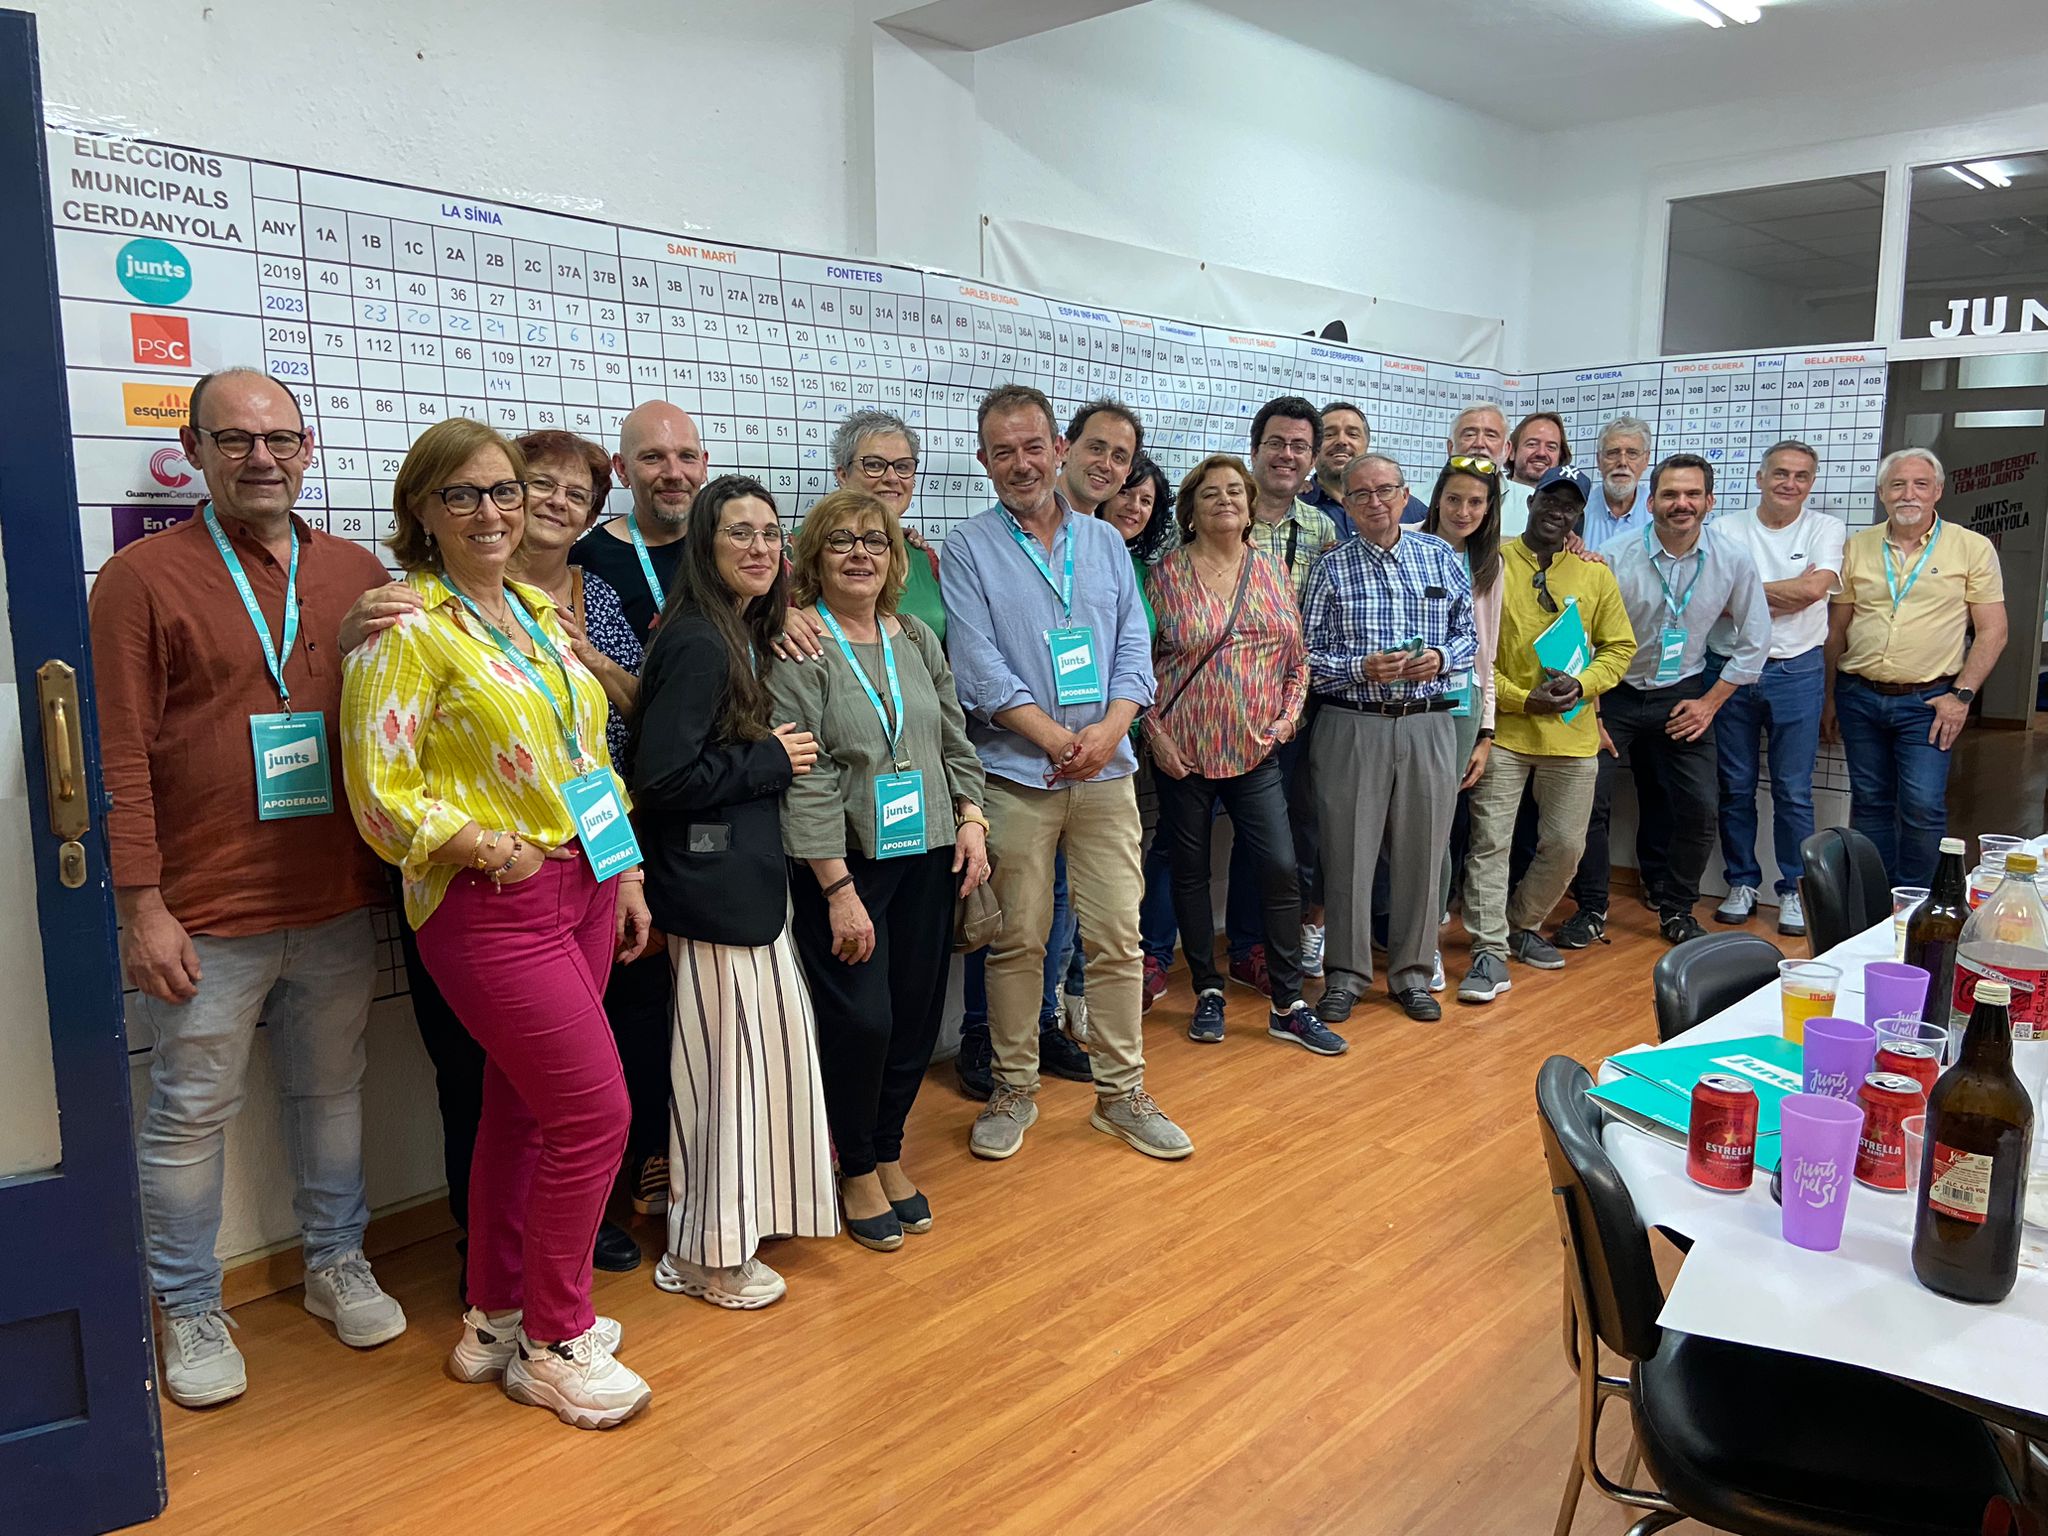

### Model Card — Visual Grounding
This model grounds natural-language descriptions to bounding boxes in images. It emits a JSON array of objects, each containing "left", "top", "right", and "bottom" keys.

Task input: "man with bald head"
[{"left": 570, "top": 400, "right": 710, "bottom": 640}]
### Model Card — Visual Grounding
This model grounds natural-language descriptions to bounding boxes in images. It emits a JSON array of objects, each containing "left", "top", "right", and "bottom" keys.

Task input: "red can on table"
[
  {"left": 1853, "top": 1072, "right": 1928, "bottom": 1190},
  {"left": 1876, "top": 1040, "right": 1941, "bottom": 1098},
  {"left": 1687, "top": 1074, "right": 1758, "bottom": 1192}
]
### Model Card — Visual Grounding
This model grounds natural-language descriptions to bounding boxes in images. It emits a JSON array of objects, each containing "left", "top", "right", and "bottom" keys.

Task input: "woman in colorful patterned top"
[
  {"left": 340, "top": 417, "right": 654, "bottom": 1431},
  {"left": 1144, "top": 455, "right": 1345, "bottom": 1057}
]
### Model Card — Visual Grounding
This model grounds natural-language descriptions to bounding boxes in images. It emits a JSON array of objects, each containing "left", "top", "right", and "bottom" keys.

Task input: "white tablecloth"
[{"left": 1601, "top": 918, "right": 2048, "bottom": 1420}]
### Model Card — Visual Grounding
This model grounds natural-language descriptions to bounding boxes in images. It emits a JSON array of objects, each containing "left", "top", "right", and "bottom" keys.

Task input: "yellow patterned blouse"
[{"left": 341, "top": 569, "right": 631, "bottom": 929}]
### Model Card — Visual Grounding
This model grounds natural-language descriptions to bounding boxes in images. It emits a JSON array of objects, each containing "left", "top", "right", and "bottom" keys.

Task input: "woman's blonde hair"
[
  {"left": 789, "top": 488, "right": 909, "bottom": 614},
  {"left": 388, "top": 418, "right": 527, "bottom": 572}
]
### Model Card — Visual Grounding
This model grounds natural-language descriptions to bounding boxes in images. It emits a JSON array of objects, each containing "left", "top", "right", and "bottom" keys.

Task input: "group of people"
[{"left": 90, "top": 364, "right": 2009, "bottom": 1433}]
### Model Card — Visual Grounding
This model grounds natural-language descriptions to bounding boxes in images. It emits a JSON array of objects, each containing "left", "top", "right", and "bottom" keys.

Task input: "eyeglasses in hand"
[
  {"left": 824, "top": 529, "right": 892, "bottom": 555},
  {"left": 196, "top": 427, "right": 309, "bottom": 462},
  {"left": 432, "top": 480, "right": 527, "bottom": 515},
  {"left": 856, "top": 456, "right": 918, "bottom": 480},
  {"left": 526, "top": 475, "right": 594, "bottom": 510},
  {"left": 721, "top": 523, "right": 785, "bottom": 550}
]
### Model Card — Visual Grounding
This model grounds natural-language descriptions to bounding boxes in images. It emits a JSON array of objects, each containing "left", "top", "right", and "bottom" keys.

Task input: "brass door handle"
[
  {"left": 36, "top": 660, "right": 89, "bottom": 843},
  {"left": 50, "top": 695, "right": 74, "bottom": 801}
]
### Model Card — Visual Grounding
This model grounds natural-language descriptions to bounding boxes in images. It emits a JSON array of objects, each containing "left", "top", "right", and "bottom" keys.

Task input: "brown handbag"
[{"left": 952, "top": 855, "right": 1003, "bottom": 953}]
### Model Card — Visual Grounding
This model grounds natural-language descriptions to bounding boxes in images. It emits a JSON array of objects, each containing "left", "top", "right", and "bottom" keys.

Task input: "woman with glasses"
[
  {"left": 341, "top": 417, "right": 654, "bottom": 1430},
  {"left": 768, "top": 488, "right": 988, "bottom": 1251},
  {"left": 831, "top": 409, "right": 947, "bottom": 642},
  {"left": 1145, "top": 455, "right": 1344, "bottom": 1055},
  {"left": 629, "top": 475, "right": 835, "bottom": 1309}
]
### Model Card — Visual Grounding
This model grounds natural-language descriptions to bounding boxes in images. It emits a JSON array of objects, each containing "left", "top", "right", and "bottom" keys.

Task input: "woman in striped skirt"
[{"left": 626, "top": 475, "right": 838, "bottom": 1308}]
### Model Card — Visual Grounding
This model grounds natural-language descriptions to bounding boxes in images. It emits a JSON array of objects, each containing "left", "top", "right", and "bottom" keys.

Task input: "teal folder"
[
  {"left": 1532, "top": 596, "right": 1592, "bottom": 723},
  {"left": 1589, "top": 1033, "right": 1806, "bottom": 1175}
]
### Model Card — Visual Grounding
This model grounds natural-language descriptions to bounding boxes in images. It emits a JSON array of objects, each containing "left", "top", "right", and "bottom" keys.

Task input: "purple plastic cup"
[
  {"left": 1864, "top": 961, "right": 1931, "bottom": 1026},
  {"left": 1803, "top": 1016, "right": 1878, "bottom": 1100},
  {"left": 1780, "top": 1093, "right": 1865, "bottom": 1251}
]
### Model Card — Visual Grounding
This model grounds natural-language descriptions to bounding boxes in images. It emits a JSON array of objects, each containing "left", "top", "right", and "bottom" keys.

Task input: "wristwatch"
[{"left": 1951, "top": 687, "right": 1977, "bottom": 704}]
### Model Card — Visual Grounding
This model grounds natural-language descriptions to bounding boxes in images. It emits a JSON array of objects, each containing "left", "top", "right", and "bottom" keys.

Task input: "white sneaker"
[
  {"left": 653, "top": 1253, "right": 787, "bottom": 1310},
  {"left": 303, "top": 1251, "right": 407, "bottom": 1348},
  {"left": 1715, "top": 884, "right": 1759, "bottom": 924},
  {"left": 448, "top": 1307, "right": 623, "bottom": 1383},
  {"left": 1430, "top": 951, "right": 1446, "bottom": 993},
  {"left": 1060, "top": 987, "right": 1091, "bottom": 1046},
  {"left": 1777, "top": 890, "right": 1807, "bottom": 936},
  {"left": 161, "top": 1309, "right": 246, "bottom": 1408},
  {"left": 502, "top": 1324, "right": 651, "bottom": 1430},
  {"left": 1300, "top": 923, "right": 1326, "bottom": 978}
]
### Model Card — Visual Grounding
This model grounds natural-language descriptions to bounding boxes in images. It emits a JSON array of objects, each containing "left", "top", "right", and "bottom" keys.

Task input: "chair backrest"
[
  {"left": 1652, "top": 932, "right": 1785, "bottom": 1041},
  {"left": 1798, "top": 826, "right": 1892, "bottom": 955},
  {"left": 1534, "top": 1056, "right": 1666, "bottom": 1365}
]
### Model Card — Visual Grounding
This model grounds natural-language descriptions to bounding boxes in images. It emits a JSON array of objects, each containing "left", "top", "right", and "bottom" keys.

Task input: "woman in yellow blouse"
[{"left": 340, "top": 417, "right": 653, "bottom": 1432}]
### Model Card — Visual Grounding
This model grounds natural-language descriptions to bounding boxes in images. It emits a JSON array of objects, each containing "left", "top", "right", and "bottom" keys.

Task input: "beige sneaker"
[
  {"left": 160, "top": 1310, "right": 246, "bottom": 1408},
  {"left": 970, "top": 1084, "right": 1039, "bottom": 1160},
  {"left": 653, "top": 1254, "right": 786, "bottom": 1310},
  {"left": 1090, "top": 1088, "right": 1193, "bottom": 1160},
  {"left": 502, "top": 1325, "right": 651, "bottom": 1430}
]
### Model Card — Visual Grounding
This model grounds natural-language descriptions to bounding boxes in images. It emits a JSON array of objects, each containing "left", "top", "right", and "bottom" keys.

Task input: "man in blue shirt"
[
  {"left": 943, "top": 383, "right": 1190, "bottom": 1164},
  {"left": 1302, "top": 401, "right": 1428, "bottom": 534},
  {"left": 1577, "top": 415, "right": 1655, "bottom": 555},
  {"left": 1302, "top": 452, "right": 1477, "bottom": 1023}
]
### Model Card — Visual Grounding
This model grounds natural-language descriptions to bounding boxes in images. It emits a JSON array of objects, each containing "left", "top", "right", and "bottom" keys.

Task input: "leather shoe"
[
  {"left": 593, "top": 1219, "right": 642, "bottom": 1273},
  {"left": 1039, "top": 1024, "right": 1094, "bottom": 1083},
  {"left": 955, "top": 1028, "right": 994, "bottom": 1100},
  {"left": 1393, "top": 987, "right": 1441, "bottom": 1022},
  {"left": 1318, "top": 987, "right": 1358, "bottom": 1023}
]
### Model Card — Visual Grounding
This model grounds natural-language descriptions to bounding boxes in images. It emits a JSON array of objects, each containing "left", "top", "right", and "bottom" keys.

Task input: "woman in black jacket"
[{"left": 628, "top": 476, "right": 836, "bottom": 1310}]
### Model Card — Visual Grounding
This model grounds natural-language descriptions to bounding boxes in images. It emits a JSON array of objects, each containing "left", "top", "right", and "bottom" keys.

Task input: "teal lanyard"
[
  {"left": 1001, "top": 509, "right": 1075, "bottom": 616},
  {"left": 204, "top": 503, "right": 300, "bottom": 711},
  {"left": 454, "top": 587, "right": 587, "bottom": 768},
  {"left": 1642, "top": 525, "right": 1705, "bottom": 622},
  {"left": 1883, "top": 519, "right": 1940, "bottom": 612},
  {"left": 629, "top": 519, "right": 666, "bottom": 610},
  {"left": 817, "top": 605, "right": 908, "bottom": 769}
]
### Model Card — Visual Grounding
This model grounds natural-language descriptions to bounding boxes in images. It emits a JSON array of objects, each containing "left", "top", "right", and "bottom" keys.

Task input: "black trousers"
[
  {"left": 789, "top": 847, "right": 956, "bottom": 1179},
  {"left": 1567, "top": 675, "right": 1718, "bottom": 919},
  {"left": 1158, "top": 757, "right": 1303, "bottom": 1007},
  {"left": 398, "top": 876, "right": 674, "bottom": 1230}
]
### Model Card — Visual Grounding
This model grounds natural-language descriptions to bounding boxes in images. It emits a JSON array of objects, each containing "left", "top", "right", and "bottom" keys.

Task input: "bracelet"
[
  {"left": 490, "top": 836, "right": 524, "bottom": 892},
  {"left": 472, "top": 829, "right": 504, "bottom": 870},
  {"left": 956, "top": 812, "right": 989, "bottom": 831},
  {"left": 821, "top": 874, "right": 856, "bottom": 898}
]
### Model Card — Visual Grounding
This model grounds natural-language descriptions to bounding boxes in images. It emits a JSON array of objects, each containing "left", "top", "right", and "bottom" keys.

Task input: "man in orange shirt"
[{"left": 91, "top": 369, "right": 402, "bottom": 1410}]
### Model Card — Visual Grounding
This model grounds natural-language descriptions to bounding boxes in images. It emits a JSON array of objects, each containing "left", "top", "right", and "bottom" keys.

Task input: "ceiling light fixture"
[
  {"left": 1945, "top": 164, "right": 1989, "bottom": 191},
  {"left": 1658, "top": 0, "right": 1725, "bottom": 26},
  {"left": 1701, "top": 0, "right": 1763, "bottom": 21},
  {"left": 1964, "top": 160, "right": 2013, "bottom": 188}
]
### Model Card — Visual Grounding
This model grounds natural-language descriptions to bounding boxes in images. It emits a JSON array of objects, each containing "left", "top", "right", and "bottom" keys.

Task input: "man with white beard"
[{"left": 1578, "top": 415, "right": 1654, "bottom": 556}]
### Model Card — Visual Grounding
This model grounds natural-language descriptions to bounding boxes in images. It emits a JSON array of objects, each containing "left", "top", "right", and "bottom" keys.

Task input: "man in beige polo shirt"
[{"left": 1823, "top": 446, "right": 2007, "bottom": 884}]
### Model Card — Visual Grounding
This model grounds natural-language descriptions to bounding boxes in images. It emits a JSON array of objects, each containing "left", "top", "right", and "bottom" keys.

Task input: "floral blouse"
[
  {"left": 577, "top": 568, "right": 642, "bottom": 769},
  {"left": 1144, "top": 546, "right": 1309, "bottom": 780}
]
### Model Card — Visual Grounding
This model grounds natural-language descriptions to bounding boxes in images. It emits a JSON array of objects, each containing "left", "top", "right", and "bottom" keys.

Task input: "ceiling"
[{"left": 1190, "top": 0, "right": 2048, "bottom": 131}]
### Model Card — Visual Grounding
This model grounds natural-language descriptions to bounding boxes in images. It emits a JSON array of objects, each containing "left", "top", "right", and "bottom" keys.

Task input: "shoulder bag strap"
[{"left": 1159, "top": 553, "right": 1254, "bottom": 720}]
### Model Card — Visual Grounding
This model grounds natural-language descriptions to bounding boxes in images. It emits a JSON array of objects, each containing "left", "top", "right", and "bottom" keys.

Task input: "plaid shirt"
[
  {"left": 1248, "top": 498, "right": 1339, "bottom": 607},
  {"left": 1301, "top": 528, "right": 1477, "bottom": 705}
]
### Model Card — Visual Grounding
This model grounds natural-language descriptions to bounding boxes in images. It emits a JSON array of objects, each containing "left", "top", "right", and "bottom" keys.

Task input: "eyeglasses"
[
  {"left": 720, "top": 523, "right": 785, "bottom": 550},
  {"left": 1344, "top": 483, "right": 1408, "bottom": 506},
  {"left": 856, "top": 455, "right": 919, "bottom": 480},
  {"left": 1258, "top": 435, "right": 1315, "bottom": 457},
  {"left": 1532, "top": 567, "right": 1559, "bottom": 614},
  {"left": 824, "top": 529, "right": 892, "bottom": 555},
  {"left": 196, "top": 427, "right": 309, "bottom": 461},
  {"left": 1448, "top": 455, "right": 1499, "bottom": 477},
  {"left": 432, "top": 480, "right": 527, "bottom": 515},
  {"left": 526, "top": 474, "right": 594, "bottom": 510}
]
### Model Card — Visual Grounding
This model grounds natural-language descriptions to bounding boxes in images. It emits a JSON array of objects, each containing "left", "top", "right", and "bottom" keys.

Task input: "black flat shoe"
[
  {"left": 1393, "top": 987, "right": 1442, "bottom": 1022},
  {"left": 888, "top": 1192, "right": 933, "bottom": 1234},
  {"left": 845, "top": 1208, "right": 904, "bottom": 1252},
  {"left": 593, "top": 1219, "right": 643, "bottom": 1273}
]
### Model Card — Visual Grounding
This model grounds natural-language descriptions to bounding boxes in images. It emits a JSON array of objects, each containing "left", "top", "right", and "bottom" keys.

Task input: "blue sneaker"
[
  {"left": 1188, "top": 988, "right": 1226, "bottom": 1043},
  {"left": 1268, "top": 1000, "right": 1348, "bottom": 1056}
]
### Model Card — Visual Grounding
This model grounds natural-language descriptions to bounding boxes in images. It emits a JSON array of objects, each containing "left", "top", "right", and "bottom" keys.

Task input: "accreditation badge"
[
  {"left": 249, "top": 712, "right": 334, "bottom": 821},
  {"left": 1446, "top": 671, "right": 1474, "bottom": 718},
  {"left": 873, "top": 770, "right": 927, "bottom": 859},
  {"left": 1653, "top": 627, "right": 1687, "bottom": 687},
  {"left": 1046, "top": 626, "right": 1104, "bottom": 705},
  {"left": 559, "top": 767, "right": 642, "bottom": 882}
]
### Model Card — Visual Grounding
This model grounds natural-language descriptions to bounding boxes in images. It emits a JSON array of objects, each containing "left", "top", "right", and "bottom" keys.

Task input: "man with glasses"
[
  {"left": 1059, "top": 397, "right": 1142, "bottom": 517},
  {"left": 1554, "top": 454, "right": 1770, "bottom": 949},
  {"left": 1457, "top": 468, "right": 1636, "bottom": 1004},
  {"left": 1708, "top": 440, "right": 1843, "bottom": 935},
  {"left": 1304, "top": 452, "right": 1476, "bottom": 1024},
  {"left": 90, "top": 368, "right": 404, "bottom": 1409},
  {"left": 1578, "top": 416, "right": 1655, "bottom": 555},
  {"left": 942, "top": 383, "right": 1189, "bottom": 1163},
  {"left": 570, "top": 400, "right": 710, "bottom": 641}
]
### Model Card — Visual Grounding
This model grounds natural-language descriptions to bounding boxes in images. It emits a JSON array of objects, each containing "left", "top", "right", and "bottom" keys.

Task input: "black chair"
[
  {"left": 1652, "top": 932, "right": 1785, "bottom": 1041},
  {"left": 1536, "top": 1054, "right": 2013, "bottom": 1536},
  {"left": 1799, "top": 825, "right": 1893, "bottom": 956}
]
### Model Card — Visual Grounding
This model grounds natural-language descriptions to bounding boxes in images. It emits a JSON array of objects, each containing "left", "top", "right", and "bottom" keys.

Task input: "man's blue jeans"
[
  {"left": 1715, "top": 647, "right": 1826, "bottom": 895},
  {"left": 133, "top": 907, "right": 376, "bottom": 1316},
  {"left": 1833, "top": 674, "right": 1955, "bottom": 887}
]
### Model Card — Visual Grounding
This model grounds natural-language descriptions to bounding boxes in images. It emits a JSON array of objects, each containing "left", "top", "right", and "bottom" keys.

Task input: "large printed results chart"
[{"left": 53, "top": 129, "right": 1887, "bottom": 575}]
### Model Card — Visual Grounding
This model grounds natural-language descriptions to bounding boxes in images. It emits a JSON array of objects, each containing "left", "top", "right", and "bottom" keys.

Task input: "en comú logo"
[
  {"left": 115, "top": 237, "right": 193, "bottom": 305},
  {"left": 123, "top": 382, "right": 193, "bottom": 428}
]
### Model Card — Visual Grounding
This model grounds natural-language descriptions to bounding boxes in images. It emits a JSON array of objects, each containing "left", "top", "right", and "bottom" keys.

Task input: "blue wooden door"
[{"left": 0, "top": 9, "right": 168, "bottom": 1532}]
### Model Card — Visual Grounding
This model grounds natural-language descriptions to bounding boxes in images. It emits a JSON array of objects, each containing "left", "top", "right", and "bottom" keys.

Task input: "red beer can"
[
  {"left": 1853, "top": 1072, "right": 1927, "bottom": 1190},
  {"left": 1876, "top": 1040, "right": 1940, "bottom": 1098},
  {"left": 1687, "top": 1074, "right": 1758, "bottom": 1192}
]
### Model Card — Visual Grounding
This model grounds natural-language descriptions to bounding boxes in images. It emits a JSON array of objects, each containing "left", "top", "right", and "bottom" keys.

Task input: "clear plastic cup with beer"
[
  {"left": 1891, "top": 886, "right": 1928, "bottom": 960},
  {"left": 1778, "top": 959, "right": 1840, "bottom": 1046}
]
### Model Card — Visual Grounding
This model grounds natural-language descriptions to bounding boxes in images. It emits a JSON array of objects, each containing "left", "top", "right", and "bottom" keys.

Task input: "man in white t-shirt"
[{"left": 1706, "top": 439, "right": 1844, "bottom": 935}]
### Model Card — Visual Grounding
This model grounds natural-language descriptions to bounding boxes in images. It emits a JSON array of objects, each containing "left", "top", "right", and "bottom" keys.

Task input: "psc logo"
[
  {"left": 149, "top": 446, "right": 192, "bottom": 488},
  {"left": 122, "top": 382, "right": 193, "bottom": 428},
  {"left": 115, "top": 238, "right": 193, "bottom": 305},
  {"left": 130, "top": 313, "right": 191, "bottom": 368}
]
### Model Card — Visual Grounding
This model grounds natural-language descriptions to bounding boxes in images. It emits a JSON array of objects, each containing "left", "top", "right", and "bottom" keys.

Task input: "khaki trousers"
[{"left": 1464, "top": 745, "right": 1599, "bottom": 958}]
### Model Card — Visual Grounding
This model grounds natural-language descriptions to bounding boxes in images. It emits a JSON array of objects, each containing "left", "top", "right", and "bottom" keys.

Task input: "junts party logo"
[
  {"left": 115, "top": 238, "right": 193, "bottom": 304},
  {"left": 1807, "top": 1069, "right": 1854, "bottom": 1100},
  {"left": 881, "top": 789, "right": 921, "bottom": 828},
  {"left": 1790, "top": 1156, "right": 1844, "bottom": 1208}
]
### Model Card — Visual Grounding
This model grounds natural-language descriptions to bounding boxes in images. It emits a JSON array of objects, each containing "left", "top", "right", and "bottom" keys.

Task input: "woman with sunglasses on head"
[
  {"left": 342, "top": 418, "right": 654, "bottom": 1430},
  {"left": 769, "top": 488, "right": 988, "bottom": 1251},
  {"left": 1420, "top": 455, "right": 1505, "bottom": 987},
  {"left": 629, "top": 475, "right": 836, "bottom": 1310}
]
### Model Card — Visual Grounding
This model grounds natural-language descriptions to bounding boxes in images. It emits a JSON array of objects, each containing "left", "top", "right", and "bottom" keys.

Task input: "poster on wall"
[
  {"left": 1945, "top": 435, "right": 2045, "bottom": 725},
  {"left": 50, "top": 127, "right": 1886, "bottom": 580}
]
